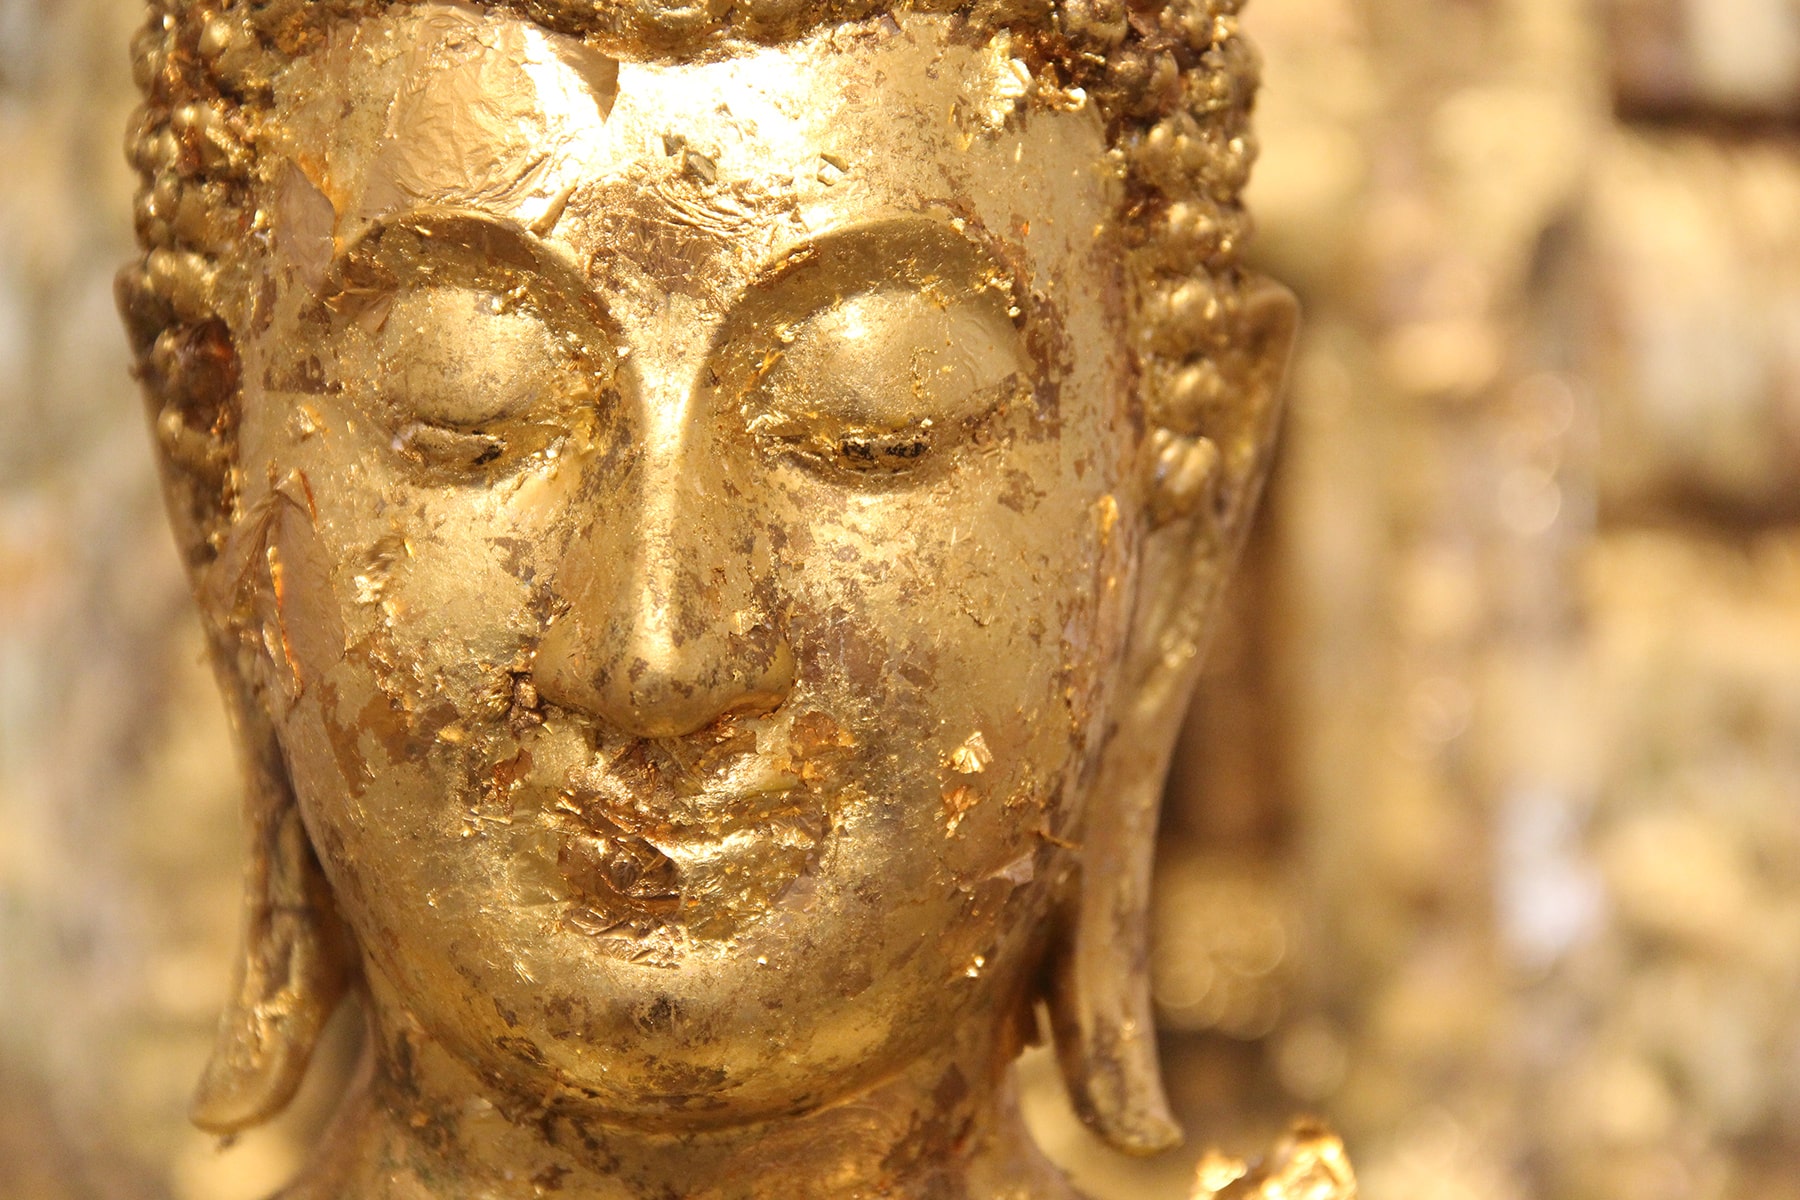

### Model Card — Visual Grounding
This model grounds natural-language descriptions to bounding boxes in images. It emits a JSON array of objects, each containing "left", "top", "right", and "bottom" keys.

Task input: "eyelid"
[
  {"left": 373, "top": 288, "right": 570, "bottom": 430},
  {"left": 323, "top": 280, "right": 611, "bottom": 479},
  {"left": 749, "top": 306, "right": 1028, "bottom": 485},
  {"left": 711, "top": 215, "right": 1032, "bottom": 403},
  {"left": 770, "top": 295, "right": 1022, "bottom": 405}
]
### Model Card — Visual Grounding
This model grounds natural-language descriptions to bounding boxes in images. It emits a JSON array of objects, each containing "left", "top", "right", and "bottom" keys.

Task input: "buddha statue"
[{"left": 117, "top": 0, "right": 1298, "bottom": 1195}]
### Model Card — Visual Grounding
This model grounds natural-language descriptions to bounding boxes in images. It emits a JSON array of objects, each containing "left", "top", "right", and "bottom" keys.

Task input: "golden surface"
[
  {"left": 5, "top": 0, "right": 1799, "bottom": 1196},
  {"left": 116, "top": 0, "right": 1296, "bottom": 1194},
  {"left": 1192, "top": 1121, "right": 1356, "bottom": 1200}
]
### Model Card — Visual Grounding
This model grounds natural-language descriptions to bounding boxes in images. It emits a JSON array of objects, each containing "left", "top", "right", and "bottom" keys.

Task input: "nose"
[{"left": 532, "top": 456, "right": 794, "bottom": 740}]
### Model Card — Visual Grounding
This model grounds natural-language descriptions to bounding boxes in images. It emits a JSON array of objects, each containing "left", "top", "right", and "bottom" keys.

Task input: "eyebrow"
[
  {"left": 750, "top": 211, "right": 1026, "bottom": 303},
  {"left": 320, "top": 207, "right": 609, "bottom": 335},
  {"left": 334, "top": 208, "right": 570, "bottom": 275},
  {"left": 324, "top": 205, "right": 1031, "bottom": 342}
]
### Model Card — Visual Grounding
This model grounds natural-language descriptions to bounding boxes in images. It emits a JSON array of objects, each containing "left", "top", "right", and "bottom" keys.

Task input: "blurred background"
[{"left": 3, "top": 0, "right": 1799, "bottom": 1196}]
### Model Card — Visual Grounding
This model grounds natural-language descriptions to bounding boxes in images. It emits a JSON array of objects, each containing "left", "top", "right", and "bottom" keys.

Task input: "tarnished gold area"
[{"left": 119, "top": 0, "right": 1298, "bottom": 1194}]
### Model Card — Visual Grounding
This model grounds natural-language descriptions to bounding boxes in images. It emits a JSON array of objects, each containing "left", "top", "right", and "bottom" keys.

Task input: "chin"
[
  {"left": 360, "top": 877, "right": 1023, "bottom": 1129},
  {"left": 429, "top": 987, "right": 951, "bottom": 1131}
]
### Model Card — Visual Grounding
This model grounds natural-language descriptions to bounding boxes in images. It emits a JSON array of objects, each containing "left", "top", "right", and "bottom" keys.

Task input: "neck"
[{"left": 286, "top": 999, "right": 1082, "bottom": 1200}]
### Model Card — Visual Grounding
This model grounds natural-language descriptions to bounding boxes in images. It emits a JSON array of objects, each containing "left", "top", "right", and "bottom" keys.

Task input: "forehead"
[{"left": 267, "top": 5, "right": 1113, "bottom": 303}]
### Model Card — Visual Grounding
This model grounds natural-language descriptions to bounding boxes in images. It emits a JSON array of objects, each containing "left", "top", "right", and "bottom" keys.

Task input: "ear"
[
  {"left": 121, "top": 259, "right": 356, "bottom": 1129},
  {"left": 185, "top": 482, "right": 355, "bottom": 1135},
  {"left": 120, "top": 185, "right": 355, "bottom": 1132},
  {"left": 1047, "top": 277, "right": 1297, "bottom": 1155}
]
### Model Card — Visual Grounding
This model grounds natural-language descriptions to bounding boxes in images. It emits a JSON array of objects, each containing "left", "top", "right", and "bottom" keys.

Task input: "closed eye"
[
  {"left": 308, "top": 212, "right": 621, "bottom": 479},
  {"left": 744, "top": 288, "right": 1029, "bottom": 484}
]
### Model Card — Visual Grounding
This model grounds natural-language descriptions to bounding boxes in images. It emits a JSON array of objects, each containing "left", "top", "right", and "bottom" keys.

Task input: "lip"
[
  {"left": 560, "top": 761, "right": 812, "bottom": 841},
  {"left": 541, "top": 777, "right": 833, "bottom": 941},
  {"left": 499, "top": 710, "right": 853, "bottom": 941}
]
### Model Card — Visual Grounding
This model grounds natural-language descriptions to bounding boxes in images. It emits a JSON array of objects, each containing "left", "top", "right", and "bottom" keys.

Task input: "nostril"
[
  {"left": 532, "top": 608, "right": 796, "bottom": 740},
  {"left": 727, "top": 635, "right": 795, "bottom": 718},
  {"left": 611, "top": 632, "right": 795, "bottom": 739}
]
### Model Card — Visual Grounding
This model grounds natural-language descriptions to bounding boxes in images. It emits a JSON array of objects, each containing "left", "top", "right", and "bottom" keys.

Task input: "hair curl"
[{"left": 119, "top": 0, "right": 1262, "bottom": 566}]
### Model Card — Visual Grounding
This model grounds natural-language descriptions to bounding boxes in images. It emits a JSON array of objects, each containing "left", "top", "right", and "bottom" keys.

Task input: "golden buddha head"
[{"left": 120, "top": 0, "right": 1294, "bottom": 1192}]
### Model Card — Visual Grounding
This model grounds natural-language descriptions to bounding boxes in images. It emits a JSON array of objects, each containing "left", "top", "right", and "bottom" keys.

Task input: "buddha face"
[{"left": 233, "top": 4, "right": 1145, "bottom": 1129}]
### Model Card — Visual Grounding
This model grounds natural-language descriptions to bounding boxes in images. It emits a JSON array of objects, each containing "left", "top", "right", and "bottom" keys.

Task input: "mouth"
[
  {"left": 513, "top": 709, "right": 853, "bottom": 950},
  {"left": 548, "top": 784, "right": 830, "bottom": 929}
]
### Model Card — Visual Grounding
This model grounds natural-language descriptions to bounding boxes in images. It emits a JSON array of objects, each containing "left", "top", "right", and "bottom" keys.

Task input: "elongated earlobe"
[
  {"left": 191, "top": 672, "right": 350, "bottom": 1134},
  {"left": 1048, "top": 276, "right": 1298, "bottom": 1157},
  {"left": 189, "top": 482, "right": 353, "bottom": 1135},
  {"left": 1047, "top": 730, "right": 1184, "bottom": 1155}
]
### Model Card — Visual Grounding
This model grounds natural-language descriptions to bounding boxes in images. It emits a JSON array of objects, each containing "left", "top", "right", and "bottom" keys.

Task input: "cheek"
[
  {"left": 306, "top": 451, "right": 562, "bottom": 702},
  {"left": 771, "top": 447, "right": 1131, "bottom": 859},
  {"left": 247, "top": 422, "right": 566, "bottom": 833}
]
